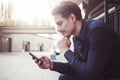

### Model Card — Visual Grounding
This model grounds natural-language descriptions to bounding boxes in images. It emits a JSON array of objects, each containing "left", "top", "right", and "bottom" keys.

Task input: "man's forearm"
[{"left": 50, "top": 62, "right": 76, "bottom": 75}]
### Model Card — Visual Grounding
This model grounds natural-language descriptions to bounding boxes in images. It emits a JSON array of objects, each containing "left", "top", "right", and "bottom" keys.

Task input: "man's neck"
[{"left": 74, "top": 20, "right": 82, "bottom": 37}]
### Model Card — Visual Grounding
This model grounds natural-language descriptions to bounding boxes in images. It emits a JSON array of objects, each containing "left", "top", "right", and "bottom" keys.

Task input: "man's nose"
[{"left": 57, "top": 27, "right": 62, "bottom": 32}]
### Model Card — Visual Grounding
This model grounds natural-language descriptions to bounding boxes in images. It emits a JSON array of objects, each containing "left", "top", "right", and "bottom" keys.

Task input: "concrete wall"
[{"left": 1, "top": 34, "right": 54, "bottom": 52}]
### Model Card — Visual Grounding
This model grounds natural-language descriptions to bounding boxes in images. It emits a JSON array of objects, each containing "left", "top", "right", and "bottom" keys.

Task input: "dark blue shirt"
[{"left": 51, "top": 19, "right": 120, "bottom": 80}]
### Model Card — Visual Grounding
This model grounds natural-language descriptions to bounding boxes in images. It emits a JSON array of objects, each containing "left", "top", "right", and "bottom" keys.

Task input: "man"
[{"left": 33, "top": 1, "right": 120, "bottom": 80}]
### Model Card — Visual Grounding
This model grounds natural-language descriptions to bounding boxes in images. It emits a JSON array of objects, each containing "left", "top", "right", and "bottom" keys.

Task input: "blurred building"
[
  {"left": 0, "top": 0, "right": 119, "bottom": 53},
  {"left": 83, "top": 0, "right": 120, "bottom": 35},
  {"left": 0, "top": 0, "right": 57, "bottom": 52}
]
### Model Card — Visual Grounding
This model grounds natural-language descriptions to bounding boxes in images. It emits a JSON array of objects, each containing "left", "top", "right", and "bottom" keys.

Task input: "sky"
[
  {"left": 0, "top": 0, "right": 85, "bottom": 44},
  {"left": 0, "top": 0, "right": 85, "bottom": 26},
  {"left": 11, "top": 0, "right": 53, "bottom": 25}
]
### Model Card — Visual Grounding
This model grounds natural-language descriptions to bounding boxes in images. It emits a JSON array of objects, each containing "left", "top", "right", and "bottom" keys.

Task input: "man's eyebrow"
[
  {"left": 56, "top": 22, "right": 59, "bottom": 24},
  {"left": 56, "top": 21, "right": 61, "bottom": 25}
]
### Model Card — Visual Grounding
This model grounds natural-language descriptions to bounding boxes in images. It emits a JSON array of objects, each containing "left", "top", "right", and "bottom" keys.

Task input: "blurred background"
[
  {"left": 0, "top": 0, "right": 85, "bottom": 52},
  {"left": 0, "top": 0, "right": 119, "bottom": 80}
]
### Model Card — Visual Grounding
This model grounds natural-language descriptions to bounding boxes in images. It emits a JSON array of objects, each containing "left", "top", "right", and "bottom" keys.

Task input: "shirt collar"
[{"left": 75, "top": 19, "right": 88, "bottom": 41}]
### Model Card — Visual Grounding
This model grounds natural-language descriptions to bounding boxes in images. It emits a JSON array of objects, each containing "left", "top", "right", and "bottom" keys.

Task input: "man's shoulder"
[
  {"left": 88, "top": 20, "right": 107, "bottom": 29},
  {"left": 85, "top": 20, "right": 109, "bottom": 32}
]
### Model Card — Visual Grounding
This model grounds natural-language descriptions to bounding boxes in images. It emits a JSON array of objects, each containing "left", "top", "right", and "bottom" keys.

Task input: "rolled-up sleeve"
[{"left": 64, "top": 27, "right": 115, "bottom": 80}]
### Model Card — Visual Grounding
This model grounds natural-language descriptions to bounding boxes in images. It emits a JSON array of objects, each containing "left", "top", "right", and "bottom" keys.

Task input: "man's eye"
[
  {"left": 58, "top": 23, "right": 61, "bottom": 26},
  {"left": 57, "top": 22, "right": 62, "bottom": 26}
]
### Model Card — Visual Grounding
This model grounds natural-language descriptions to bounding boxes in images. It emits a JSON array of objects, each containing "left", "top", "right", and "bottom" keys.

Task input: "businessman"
[{"left": 32, "top": 1, "right": 120, "bottom": 80}]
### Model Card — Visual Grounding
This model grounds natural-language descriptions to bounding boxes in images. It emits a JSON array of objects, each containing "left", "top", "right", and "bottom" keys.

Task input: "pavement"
[{"left": 0, "top": 52, "right": 66, "bottom": 80}]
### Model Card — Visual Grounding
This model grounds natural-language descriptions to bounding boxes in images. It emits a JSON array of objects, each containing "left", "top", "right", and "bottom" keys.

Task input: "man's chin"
[{"left": 64, "top": 35, "right": 71, "bottom": 38}]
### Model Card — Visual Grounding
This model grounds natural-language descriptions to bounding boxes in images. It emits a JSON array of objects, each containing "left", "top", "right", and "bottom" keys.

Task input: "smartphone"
[
  {"left": 29, "top": 52, "right": 39, "bottom": 60},
  {"left": 29, "top": 52, "right": 43, "bottom": 65}
]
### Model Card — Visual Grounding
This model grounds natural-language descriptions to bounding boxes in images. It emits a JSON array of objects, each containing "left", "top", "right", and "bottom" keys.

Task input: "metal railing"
[{"left": 87, "top": 0, "right": 120, "bottom": 34}]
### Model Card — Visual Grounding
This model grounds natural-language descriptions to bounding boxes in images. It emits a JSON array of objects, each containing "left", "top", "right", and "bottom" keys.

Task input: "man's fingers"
[
  {"left": 32, "top": 57, "right": 35, "bottom": 60},
  {"left": 38, "top": 60, "right": 43, "bottom": 65},
  {"left": 35, "top": 59, "right": 39, "bottom": 63},
  {"left": 64, "top": 37, "right": 68, "bottom": 39},
  {"left": 32, "top": 56, "right": 51, "bottom": 69}
]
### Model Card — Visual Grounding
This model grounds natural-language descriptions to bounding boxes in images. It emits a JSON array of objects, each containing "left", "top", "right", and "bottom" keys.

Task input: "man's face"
[{"left": 54, "top": 14, "right": 75, "bottom": 37}]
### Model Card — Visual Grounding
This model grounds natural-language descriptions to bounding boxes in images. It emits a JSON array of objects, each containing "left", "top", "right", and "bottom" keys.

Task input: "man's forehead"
[{"left": 54, "top": 14, "right": 63, "bottom": 21}]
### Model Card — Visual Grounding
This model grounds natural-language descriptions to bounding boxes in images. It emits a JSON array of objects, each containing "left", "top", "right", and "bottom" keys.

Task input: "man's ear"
[{"left": 69, "top": 13, "right": 76, "bottom": 23}]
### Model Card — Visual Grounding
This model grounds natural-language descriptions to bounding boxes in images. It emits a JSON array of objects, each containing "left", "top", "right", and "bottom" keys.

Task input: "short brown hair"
[{"left": 51, "top": 1, "right": 82, "bottom": 20}]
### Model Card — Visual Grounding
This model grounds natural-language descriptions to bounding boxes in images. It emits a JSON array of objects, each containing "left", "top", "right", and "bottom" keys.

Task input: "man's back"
[
  {"left": 87, "top": 20, "right": 120, "bottom": 79},
  {"left": 72, "top": 19, "right": 120, "bottom": 80}
]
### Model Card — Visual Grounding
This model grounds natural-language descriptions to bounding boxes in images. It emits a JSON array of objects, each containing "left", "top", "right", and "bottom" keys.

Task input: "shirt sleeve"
[
  {"left": 64, "top": 27, "right": 115, "bottom": 80},
  {"left": 50, "top": 62, "right": 76, "bottom": 75}
]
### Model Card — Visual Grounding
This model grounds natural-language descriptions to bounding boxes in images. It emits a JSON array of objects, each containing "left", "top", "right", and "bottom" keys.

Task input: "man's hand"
[
  {"left": 57, "top": 37, "right": 71, "bottom": 53},
  {"left": 33, "top": 56, "right": 53, "bottom": 69}
]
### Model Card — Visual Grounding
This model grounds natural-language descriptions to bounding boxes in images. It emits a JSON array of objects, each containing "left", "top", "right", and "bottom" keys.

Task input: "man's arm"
[
  {"left": 64, "top": 27, "right": 115, "bottom": 80},
  {"left": 50, "top": 62, "right": 76, "bottom": 75}
]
